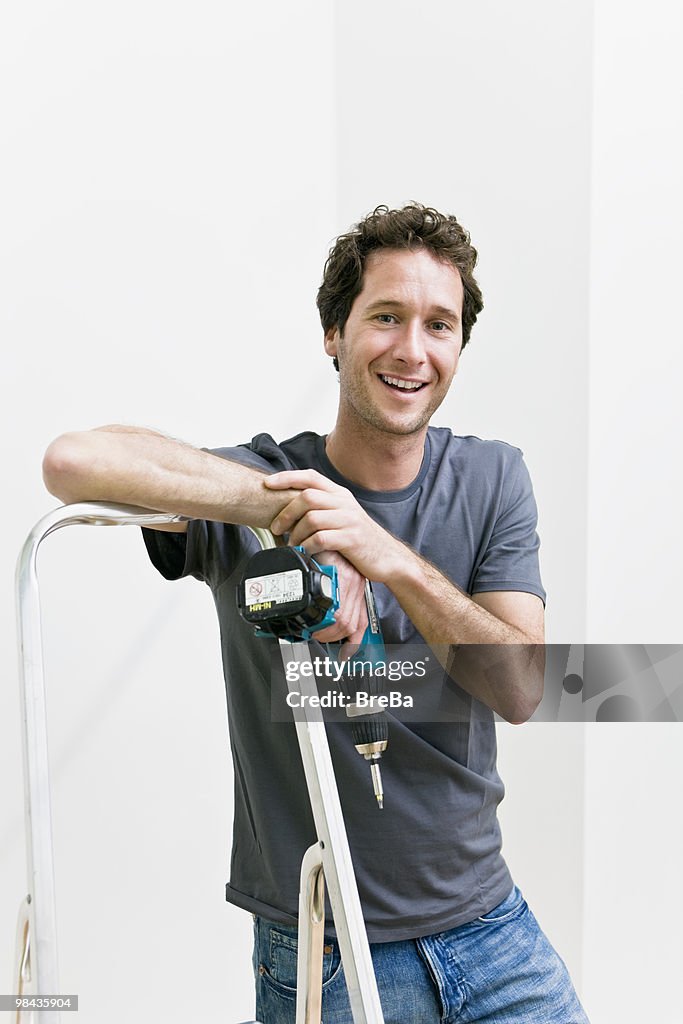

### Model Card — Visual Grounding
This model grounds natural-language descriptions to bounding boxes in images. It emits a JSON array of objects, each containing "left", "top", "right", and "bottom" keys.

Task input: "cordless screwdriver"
[{"left": 236, "top": 546, "right": 389, "bottom": 808}]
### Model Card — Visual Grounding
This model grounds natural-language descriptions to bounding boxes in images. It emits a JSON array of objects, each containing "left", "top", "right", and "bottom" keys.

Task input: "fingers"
[
  {"left": 291, "top": 514, "right": 349, "bottom": 551},
  {"left": 264, "top": 469, "right": 335, "bottom": 491},
  {"left": 312, "top": 550, "right": 369, "bottom": 645},
  {"left": 338, "top": 629, "right": 368, "bottom": 663},
  {"left": 314, "top": 621, "right": 356, "bottom": 644},
  {"left": 313, "top": 574, "right": 365, "bottom": 642},
  {"left": 271, "top": 490, "right": 343, "bottom": 538}
]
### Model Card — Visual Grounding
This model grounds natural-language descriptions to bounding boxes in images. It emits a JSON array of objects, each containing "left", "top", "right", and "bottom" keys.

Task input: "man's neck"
[{"left": 324, "top": 419, "right": 428, "bottom": 491}]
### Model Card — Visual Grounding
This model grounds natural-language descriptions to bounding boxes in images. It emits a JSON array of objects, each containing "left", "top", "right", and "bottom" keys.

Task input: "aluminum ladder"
[{"left": 13, "top": 502, "right": 385, "bottom": 1024}]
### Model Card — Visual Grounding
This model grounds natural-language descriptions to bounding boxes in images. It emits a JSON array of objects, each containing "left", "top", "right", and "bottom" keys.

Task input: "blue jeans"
[{"left": 252, "top": 886, "right": 590, "bottom": 1023}]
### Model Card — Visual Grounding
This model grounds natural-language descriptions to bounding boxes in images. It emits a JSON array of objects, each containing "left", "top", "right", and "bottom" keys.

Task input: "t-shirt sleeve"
[
  {"left": 139, "top": 438, "right": 287, "bottom": 589},
  {"left": 141, "top": 518, "right": 232, "bottom": 587},
  {"left": 470, "top": 450, "right": 546, "bottom": 605}
]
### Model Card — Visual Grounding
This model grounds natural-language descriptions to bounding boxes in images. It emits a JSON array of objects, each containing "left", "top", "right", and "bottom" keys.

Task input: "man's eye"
[
  {"left": 376, "top": 314, "right": 396, "bottom": 324},
  {"left": 431, "top": 321, "right": 450, "bottom": 332}
]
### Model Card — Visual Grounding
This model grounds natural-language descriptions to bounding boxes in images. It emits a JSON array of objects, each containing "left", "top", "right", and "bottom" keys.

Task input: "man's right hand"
[{"left": 309, "top": 549, "right": 369, "bottom": 649}]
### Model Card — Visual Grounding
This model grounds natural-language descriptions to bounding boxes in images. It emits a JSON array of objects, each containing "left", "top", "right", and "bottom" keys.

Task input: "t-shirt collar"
[{"left": 314, "top": 431, "right": 432, "bottom": 504}]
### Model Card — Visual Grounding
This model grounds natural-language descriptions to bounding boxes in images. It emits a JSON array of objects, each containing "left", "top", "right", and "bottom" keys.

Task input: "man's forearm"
[
  {"left": 383, "top": 543, "right": 544, "bottom": 723},
  {"left": 42, "top": 425, "right": 298, "bottom": 528},
  {"left": 385, "top": 544, "right": 530, "bottom": 644}
]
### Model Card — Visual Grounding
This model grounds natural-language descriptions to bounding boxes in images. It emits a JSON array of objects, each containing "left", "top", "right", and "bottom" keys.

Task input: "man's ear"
[{"left": 323, "top": 326, "right": 339, "bottom": 359}]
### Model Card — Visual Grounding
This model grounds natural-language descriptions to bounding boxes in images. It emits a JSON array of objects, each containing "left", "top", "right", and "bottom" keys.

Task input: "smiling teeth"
[{"left": 381, "top": 375, "right": 424, "bottom": 390}]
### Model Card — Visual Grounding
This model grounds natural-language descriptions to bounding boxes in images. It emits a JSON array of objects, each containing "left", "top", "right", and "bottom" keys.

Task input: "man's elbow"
[
  {"left": 505, "top": 677, "right": 544, "bottom": 725},
  {"left": 42, "top": 432, "right": 94, "bottom": 503},
  {"left": 505, "top": 696, "right": 542, "bottom": 725}
]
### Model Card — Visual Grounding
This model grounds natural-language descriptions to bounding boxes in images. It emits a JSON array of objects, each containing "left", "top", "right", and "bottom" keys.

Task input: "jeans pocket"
[
  {"left": 256, "top": 919, "right": 344, "bottom": 998},
  {"left": 476, "top": 885, "right": 527, "bottom": 925}
]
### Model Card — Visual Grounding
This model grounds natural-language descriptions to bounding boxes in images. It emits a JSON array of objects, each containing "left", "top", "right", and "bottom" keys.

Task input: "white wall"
[
  {"left": 334, "top": 0, "right": 594, "bottom": 644},
  {"left": 1, "top": 3, "right": 680, "bottom": 1023},
  {"left": 1, "top": 4, "right": 337, "bottom": 1021},
  {"left": 583, "top": 2, "right": 683, "bottom": 1021},
  {"left": 334, "top": 0, "right": 593, "bottom": 997}
]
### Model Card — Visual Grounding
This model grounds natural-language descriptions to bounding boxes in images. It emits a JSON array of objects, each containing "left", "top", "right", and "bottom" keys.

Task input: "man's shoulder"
[
  {"left": 206, "top": 430, "right": 323, "bottom": 473},
  {"left": 428, "top": 426, "right": 524, "bottom": 475}
]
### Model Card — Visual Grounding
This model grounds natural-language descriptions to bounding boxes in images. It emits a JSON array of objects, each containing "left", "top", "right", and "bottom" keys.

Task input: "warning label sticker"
[{"left": 245, "top": 568, "right": 304, "bottom": 607}]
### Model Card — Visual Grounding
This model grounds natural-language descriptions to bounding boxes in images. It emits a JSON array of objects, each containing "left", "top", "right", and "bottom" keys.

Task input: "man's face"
[{"left": 325, "top": 247, "right": 464, "bottom": 438}]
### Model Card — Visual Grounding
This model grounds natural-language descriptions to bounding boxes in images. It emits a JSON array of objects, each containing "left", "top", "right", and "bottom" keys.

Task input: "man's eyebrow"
[{"left": 364, "top": 299, "right": 460, "bottom": 322}]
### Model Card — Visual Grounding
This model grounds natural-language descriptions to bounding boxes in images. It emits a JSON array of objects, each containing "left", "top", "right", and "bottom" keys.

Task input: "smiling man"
[
  {"left": 42, "top": 204, "right": 589, "bottom": 1023},
  {"left": 327, "top": 247, "right": 462, "bottom": 442}
]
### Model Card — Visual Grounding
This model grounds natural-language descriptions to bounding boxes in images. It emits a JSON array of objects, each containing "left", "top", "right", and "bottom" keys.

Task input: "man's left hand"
[{"left": 265, "top": 469, "right": 402, "bottom": 582}]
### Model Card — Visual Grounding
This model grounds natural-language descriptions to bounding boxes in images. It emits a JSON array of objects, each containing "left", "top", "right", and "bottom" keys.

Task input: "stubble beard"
[{"left": 339, "top": 369, "right": 439, "bottom": 439}]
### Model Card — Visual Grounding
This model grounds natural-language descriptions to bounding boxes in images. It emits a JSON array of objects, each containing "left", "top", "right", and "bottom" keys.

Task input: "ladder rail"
[
  {"left": 14, "top": 503, "right": 384, "bottom": 1024},
  {"left": 281, "top": 642, "right": 384, "bottom": 1024},
  {"left": 15, "top": 503, "right": 189, "bottom": 1024}
]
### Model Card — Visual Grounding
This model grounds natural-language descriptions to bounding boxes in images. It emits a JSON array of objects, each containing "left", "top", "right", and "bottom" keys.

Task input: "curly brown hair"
[{"left": 317, "top": 203, "right": 484, "bottom": 370}]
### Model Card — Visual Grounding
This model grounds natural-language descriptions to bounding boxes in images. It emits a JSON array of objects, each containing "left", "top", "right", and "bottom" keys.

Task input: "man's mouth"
[{"left": 378, "top": 374, "right": 428, "bottom": 392}]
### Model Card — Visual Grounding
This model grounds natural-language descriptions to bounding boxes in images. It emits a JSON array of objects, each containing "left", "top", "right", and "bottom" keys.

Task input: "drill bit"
[
  {"left": 342, "top": 580, "right": 388, "bottom": 808},
  {"left": 370, "top": 760, "right": 384, "bottom": 810}
]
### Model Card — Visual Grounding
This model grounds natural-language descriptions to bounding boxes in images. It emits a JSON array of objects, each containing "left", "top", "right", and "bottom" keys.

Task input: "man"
[{"left": 43, "top": 204, "right": 589, "bottom": 1023}]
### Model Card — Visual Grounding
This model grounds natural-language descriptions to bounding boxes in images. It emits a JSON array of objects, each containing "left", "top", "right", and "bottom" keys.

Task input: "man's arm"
[
  {"left": 42, "top": 425, "right": 369, "bottom": 643},
  {"left": 375, "top": 552, "right": 545, "bottom": 724},
  {"left": 42, "top": 424, "right": 299, "bottom": 532},
  {"left": 264, "top": 469, "right": 544, "bottom": 724}
]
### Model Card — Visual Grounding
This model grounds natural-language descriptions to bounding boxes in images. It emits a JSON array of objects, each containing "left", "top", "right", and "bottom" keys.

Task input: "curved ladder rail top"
[{"left": 15, "top": 503, "right": 189, "bottom": 1024}]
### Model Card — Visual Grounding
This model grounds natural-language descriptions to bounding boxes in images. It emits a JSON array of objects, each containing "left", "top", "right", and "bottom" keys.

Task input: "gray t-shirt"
[{"left": 142, "top": 426, "right": 545, "bottom": 942}]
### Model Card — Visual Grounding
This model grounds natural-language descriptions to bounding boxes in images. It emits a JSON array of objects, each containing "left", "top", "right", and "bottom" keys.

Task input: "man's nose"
[{"left": 391, "top": 319, "right": 427, "bottom": 364}]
